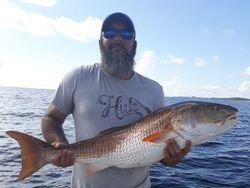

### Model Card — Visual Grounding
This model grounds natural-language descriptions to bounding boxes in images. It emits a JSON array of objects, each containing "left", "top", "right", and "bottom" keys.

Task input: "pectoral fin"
[{"left": 142, "top": 128, "right": 173, "bottom": 143}]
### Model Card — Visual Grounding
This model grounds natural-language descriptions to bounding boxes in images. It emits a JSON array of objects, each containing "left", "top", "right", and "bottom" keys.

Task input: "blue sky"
[{"left": 0, "top": 0, "right": 249, "bottom": 98}]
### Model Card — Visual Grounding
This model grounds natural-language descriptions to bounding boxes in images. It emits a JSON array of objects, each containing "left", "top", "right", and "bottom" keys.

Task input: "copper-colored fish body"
[{"left": 6, "top": 101, "right": 238, "bottom": 180}]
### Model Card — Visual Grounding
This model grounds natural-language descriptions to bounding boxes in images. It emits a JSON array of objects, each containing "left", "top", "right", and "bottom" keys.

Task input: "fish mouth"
[
  {"left": 222, "top": 112, "right": 238, "bottom": 125},
  {"left": 217, "top": 112, "right": 238, "bottom": 126},
  {"left": 226, "top": 115, "right": 237, "bottom": 120},
  {"left": 227, "top": 114, "right": 238, "bottom": 121}
]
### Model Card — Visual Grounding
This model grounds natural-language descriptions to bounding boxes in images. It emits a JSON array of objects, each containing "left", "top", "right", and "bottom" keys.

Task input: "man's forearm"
[
  {"left": 42, "top": 115, "right": 75, "bottom": 167},
  {"left": 41, "top": 116, "right": 69, "bottom": 145}
]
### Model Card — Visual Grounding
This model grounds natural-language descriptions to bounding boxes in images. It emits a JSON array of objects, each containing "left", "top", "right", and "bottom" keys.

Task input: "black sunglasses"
[{"left": 102, "top": 29, "right": 134, "bottom": 40}]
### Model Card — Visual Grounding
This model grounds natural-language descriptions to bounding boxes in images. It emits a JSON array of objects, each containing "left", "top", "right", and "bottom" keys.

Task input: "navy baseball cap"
[{"left": 101, "top": 12, "right": 136, "bottom": 38}]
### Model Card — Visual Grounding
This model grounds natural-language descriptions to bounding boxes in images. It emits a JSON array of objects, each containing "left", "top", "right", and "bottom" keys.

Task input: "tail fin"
[{"left": 6, "top": 131, "right": 51, "bottom": 180}]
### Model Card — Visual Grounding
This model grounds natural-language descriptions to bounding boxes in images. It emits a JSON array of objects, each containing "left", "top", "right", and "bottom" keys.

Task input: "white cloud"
[
  {"left": 162, "top": 78, "right": 221, "bottom": 97},
  {"left": 162, "top": 77, "right": 182, "bottom": 96},
  {"left": 161, "top": 77, "right": 250, "bottom": 98},
  {"left": 21, "top": 0, "right": 57, "bottom": 7},
  {"left": 55, "top": 16, "right": 102, "bottom": 42},
  {"left": 48, "top": 53, "right": 63, "bottom": 60},
  {"left": 223, "top": 29, "right": 236, "bottom": 37},
  {"left": 0, "top": 1, "right": 102, "bottom": 41},
  {"left": 0, "top": 1, "right": 56, "bottom": 36},
  {"left": 135, "top": 50, "right": 156, "bottom": 77},
  {"left": 238, "top": 81, "right": 250, "bottom": 92},
  {"left": 165, "top": 54, "right": 185, "bottom": 65},
  {"left": 243, "top": 66, "right": 250, "bottom": 76},
  {"left": 193, "top": 56, "right": 206, "bottom": 67},
  {"left": 213, "top": 56, "right": 219, "bottom": 63},
  {"left": 201, "top": 28, "right": 211, "bottom": 34},
  {"left": 0, "top": 57, "right": 71, "bottom": 89}
]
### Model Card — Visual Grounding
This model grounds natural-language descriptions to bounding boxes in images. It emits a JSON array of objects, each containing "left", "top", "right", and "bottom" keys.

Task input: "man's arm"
[
  {"left": 42, "top": 104, "right": 68, "bottom": 144},
  {"left": 41, "top": 104, "right": 75, "bottom": 167}
]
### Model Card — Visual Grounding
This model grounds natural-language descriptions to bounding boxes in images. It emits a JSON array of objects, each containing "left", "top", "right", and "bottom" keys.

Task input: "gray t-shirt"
[{"left": 52, "top": 63, "right": 165, "bottom": 188}]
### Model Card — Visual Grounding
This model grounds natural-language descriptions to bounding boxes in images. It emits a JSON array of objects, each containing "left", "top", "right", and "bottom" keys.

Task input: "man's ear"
[
  {"left": 132, "top": 40, "right": 137, "bottom": 59},
  {"left": 133, "top": 40, "right": 137, "bottom": 49}
]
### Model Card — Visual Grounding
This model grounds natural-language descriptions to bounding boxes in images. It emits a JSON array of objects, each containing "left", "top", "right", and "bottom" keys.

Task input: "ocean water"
[{"left": 0, "top": 86, "right": 249, "bottom": 188}]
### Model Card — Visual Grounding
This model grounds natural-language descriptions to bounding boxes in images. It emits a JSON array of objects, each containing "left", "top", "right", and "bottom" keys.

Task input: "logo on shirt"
[{"left": 97, "top": 95, "right": 150, "bottom": 120}]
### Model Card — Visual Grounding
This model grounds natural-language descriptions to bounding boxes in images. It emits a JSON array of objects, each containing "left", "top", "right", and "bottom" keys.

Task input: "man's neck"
[
  {"left": 110, "top": 70, "right": 134, "bottom": 80},
  {"left": 101, "top": 65, "right": 134, "bottom": 80}
]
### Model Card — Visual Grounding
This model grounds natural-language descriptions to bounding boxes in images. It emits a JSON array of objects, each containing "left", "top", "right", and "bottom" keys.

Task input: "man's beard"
[{"left": 100, "top": 41, "right": 136, "bottom": 79}]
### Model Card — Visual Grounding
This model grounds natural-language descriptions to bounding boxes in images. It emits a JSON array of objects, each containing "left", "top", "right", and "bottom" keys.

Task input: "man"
[{"left": 41, "top": 12, "right": 191, "bottom": 188}]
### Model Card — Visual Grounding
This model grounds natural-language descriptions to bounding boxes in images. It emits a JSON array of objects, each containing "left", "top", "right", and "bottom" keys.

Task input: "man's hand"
[
  {"left": 51, "top": 142, "right": 75, "bottom": 167},
  {"left": 161, "top": 139, "right": 191, "bottom": 166}
]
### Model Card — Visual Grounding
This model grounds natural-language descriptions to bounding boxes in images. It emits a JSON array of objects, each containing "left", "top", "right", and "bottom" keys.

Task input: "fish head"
[{"left": 169, "top": 101, "right": 238, "bottom": 142}]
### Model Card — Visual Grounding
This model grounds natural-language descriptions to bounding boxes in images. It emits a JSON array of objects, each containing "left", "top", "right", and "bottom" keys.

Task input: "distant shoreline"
[
  {"left": 167, "top": 96, "right": 250, "bottom": 101},
  {"left": 213, "top": 97, "right": 250, "bottom": 101}
]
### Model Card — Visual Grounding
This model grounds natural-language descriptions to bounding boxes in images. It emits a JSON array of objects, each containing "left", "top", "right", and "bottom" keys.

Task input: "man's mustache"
[{"left": 108, "top": 43, "right": 126, "bottom": 51}]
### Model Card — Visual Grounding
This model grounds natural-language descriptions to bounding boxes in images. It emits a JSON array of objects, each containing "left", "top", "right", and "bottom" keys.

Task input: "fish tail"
[{"left": 6, "top": 131, "right": 50, "bottom": 180}]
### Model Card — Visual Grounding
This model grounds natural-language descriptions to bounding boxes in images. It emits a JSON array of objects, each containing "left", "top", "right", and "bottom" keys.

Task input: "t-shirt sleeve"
[{"left": 52, "top": 68, "right": 80, "bottom": 115}]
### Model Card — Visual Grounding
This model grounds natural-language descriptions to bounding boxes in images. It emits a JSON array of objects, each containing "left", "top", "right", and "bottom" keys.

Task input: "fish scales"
[{"left": 6, "top": 101, "right": 238, "bottom": 180}]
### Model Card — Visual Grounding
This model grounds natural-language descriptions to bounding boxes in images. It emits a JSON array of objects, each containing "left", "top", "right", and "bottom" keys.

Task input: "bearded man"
[{"left": 41, "top": 12, "right": 191, "bottom": 188}]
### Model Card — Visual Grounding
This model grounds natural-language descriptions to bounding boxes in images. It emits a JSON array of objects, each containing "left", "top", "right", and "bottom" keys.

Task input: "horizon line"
[{"left": 1, "top": 85, "right": 249, "bottom": 100}]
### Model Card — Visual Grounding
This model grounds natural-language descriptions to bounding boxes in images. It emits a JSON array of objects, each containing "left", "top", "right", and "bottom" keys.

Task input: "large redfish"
[{"left": 6, "top": 101, "right": 238, "bottom": 180}]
